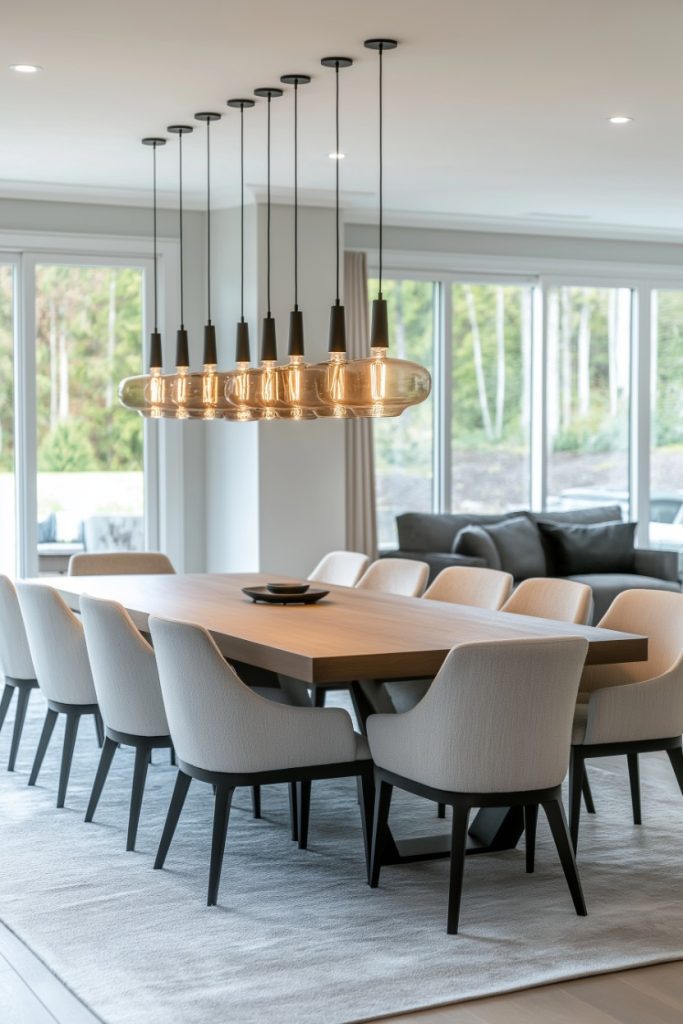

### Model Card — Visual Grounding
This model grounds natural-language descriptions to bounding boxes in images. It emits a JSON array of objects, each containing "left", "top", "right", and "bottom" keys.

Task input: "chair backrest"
[
  {"left": 581, "top": 589, "right": 683, "bottom": 695},
  {"left": 424, "top": 566, "right": 513, "bottom": 609},
  {"left": 402, "top": 636, "right": 588, "bottom": 793},
  {"left": 307, "top": 550, "right": 370, "bottom": 587},
  {"left": 0, "top": 576, "right": 35, "bottom": 680},
  {"left": 68, "top": 552, "right": 176, "bottom": 576},
  {"left": 356, "top": 557, "right": 429, "bottom": 597},
  {"left": 80, "top": 594, "right": 168, "bottom": 737},
  {"left": 502, "top": 577, "right": 593, "bottom": 625},
  {"left": 16, "top": 583, "right": 97, "bottom": 705}
]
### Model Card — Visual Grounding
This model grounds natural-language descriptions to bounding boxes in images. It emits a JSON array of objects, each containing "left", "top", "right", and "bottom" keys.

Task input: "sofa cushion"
[
  {"left": 567, "top": 572, "right": 681, "bottom": 624},
  {"left": 538, "top": 521, "right": 636, "bottom": 576},
  {"left": 481, "top": 515, "right": 547, "bottom": 579},
  {"left": 396, "top": 511, "right": 523, "bottom": 554},
  {"left": 452, "top": 526, "right": 502, "bottom": 570}
]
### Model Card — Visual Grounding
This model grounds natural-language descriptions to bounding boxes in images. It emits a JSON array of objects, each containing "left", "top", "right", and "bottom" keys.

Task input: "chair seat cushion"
[
  {"left": 572, "top": 704, "right": 588, "bottom": 744},
  {"left": 566, "top": 573, "right": 681, "bottom": 623}
]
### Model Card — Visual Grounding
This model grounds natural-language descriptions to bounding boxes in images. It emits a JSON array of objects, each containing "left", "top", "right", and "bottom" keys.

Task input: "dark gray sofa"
[{"left": 383, "top": 505, "right": 680, "bottom": 623}]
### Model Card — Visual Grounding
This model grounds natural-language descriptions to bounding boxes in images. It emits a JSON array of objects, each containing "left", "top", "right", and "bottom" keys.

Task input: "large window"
[
  {"left": 451, "top": 283, "right": 531, "bottom": 513},
  {"left": 371, "top": 278, "right": 436, "bottom": 548},
  {"left": 0, "top": 263, "right": 16, "bottom": 575},
  {"left": 546, "top": 286, "right": 632, "bottom": 515},
  {"left": 650, "top": 290, "right": 683, "bottom": 559},
  {"left": 34, "top": 263, "right": 145, "bottom": 572}
]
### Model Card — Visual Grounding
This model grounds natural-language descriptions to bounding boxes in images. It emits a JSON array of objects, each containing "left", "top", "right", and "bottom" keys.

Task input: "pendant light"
[
  {"left": 168, "top": 123, "right": 194, "bottom": 418},
  {"left": 119, "top": 136, "right": 174, "bottom": 417},
  {"left": 194, "top": 111, "right": 221, "bottom": 418},
  {"left": 314, "top": 56, "right": 356, "bottom": 419},
  {"left": 330, "top": 39, "right": 431, "bottom": 417}
]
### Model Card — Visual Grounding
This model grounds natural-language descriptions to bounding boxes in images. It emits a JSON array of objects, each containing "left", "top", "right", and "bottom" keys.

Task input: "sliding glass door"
[
  {"left": 650, "top": 290, "right": 683, "bottom": 563},
  {"left": 0, "top": 260, "right": 18, "bottom": 575}
]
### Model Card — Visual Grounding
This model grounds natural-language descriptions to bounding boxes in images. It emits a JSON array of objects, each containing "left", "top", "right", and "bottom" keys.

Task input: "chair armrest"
[
  {"left": 585, "top": 669, "right": 683, "bottom": 745},
  {"left": 634, "top": 548, "right": 681, "bottom": 583}
]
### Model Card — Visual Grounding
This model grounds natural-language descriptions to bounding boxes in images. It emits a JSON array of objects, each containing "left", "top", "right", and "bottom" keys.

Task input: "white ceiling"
[{"left": 4, "top": 0, "right": 683, "bottom": 236}]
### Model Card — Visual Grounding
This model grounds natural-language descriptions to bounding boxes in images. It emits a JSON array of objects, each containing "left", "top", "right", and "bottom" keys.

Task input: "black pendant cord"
[
  {"left": 206, "top": 119, "right": 212, "bottom": 324},
  {"left": 266, "top": 93, "right": 272, "bottom": 318},
  {"left": 321, "top": 56, "right": 352, "bottom": 354},
  {"left": 240, "top": 105, "right": 245, "bottom": 321},
  {"left": 378, "top": 44, "right": 383, "bottom": 300},
  {"left": 153, "top": 143, "right": 159, "bottom": 332},
  {"left": 335, "top": 63, "right": 340, "bottom": 304},
  {"left": 167, "top": 124, "right": 193, "bottom": 367},
  {"left": 178, "top": 132, "right": 185, "bottom": 329},
  {"left": 293, "top": 81, "right": 299, "bottom": 312}
]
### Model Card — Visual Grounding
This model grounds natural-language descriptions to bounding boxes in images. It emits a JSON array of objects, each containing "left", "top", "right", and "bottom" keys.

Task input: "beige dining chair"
[
  {"left": 424, "top": 566, "right": 513, "bottom": 609},
  {"left": 570, "top": 589, "right": 683, "bottom": 850},
  {"left": 367, "top": 636, "right": 589, "bottom": 934},
  {"left": 0, "top": 576, "right": 39, "bottom": 771},
  {"left": 68, "top": 552, "right": 176, "bottom": 576},
  {"left": 356, "top": 557, "right": 429, "bottom": 598},
  {"left": 308, "top": 551, "right": 370, "bottom": 588},
  {"left": 148, "top": 615, "right": 373, "bottom": 905},
  {"left": 502, "top": 577, "right": 594, "bottom": 626}
]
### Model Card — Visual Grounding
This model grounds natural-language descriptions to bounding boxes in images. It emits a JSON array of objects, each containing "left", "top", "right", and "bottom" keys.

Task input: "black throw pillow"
[
  {"left": 481, "top": 515, "right": 547, "bottom": 579},
  {"left": 537, "top": 521, "right": 637, "bottom": 576}
]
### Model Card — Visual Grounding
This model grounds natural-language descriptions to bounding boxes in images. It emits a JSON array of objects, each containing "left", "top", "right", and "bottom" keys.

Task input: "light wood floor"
[{"left": 0, "top": 917, "right": 680, "bottom": 1023}]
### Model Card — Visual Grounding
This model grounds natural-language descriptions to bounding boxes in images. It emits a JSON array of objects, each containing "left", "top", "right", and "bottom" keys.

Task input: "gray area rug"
[{"left": 0, "top": 692, "right": 681, "bottom": 1024}]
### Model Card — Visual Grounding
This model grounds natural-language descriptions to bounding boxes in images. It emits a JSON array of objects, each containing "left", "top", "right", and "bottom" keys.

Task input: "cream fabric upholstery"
[
  {"left": 502, "top": 577, "right": 593, "bottom": 626},
  {"left": 356, "top": 558, "right": 429, "bottom": 598},
  {"left": 80, "top": 595, "right": 169, "bottom": 737},
  {"left": 68, "top": 552, "right": 175, "bottom": 576},
  {"left": 16, "top": 583, "right": 97, "bottom": 706},
  {"left": 424, "top": 566, "right": 513, "bottom": 609},
  {"left": 308, "top": 550, "right": 370, "bottom": 587},
  {"left": 148, "top": 616, "right": 368, "bottom": 774},
  {"left": 0, "top": 576, "right": 35, "bottom": 679},
  {"left": 574, "top": 589, "right": 683, "bottom": 745},
  {"left": 367, "top": 636, "right": 588, "bottom": 793}
]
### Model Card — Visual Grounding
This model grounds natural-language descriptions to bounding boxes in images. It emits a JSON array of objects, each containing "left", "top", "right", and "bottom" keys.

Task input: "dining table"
[{"left": 46, "top": 571, "right": 648, "bottom": 864}]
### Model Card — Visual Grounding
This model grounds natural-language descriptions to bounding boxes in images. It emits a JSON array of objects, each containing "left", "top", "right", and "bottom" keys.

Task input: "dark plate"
[
  {"left": 266, "top": 582, "right": 310, "bottom": 595},
  {"left": 242, "top": 586, "right": 329, "bottom": 605}
]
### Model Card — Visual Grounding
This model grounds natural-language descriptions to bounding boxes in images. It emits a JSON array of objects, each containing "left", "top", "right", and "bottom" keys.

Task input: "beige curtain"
[{"left": 344, "top": 251, "right": 378, "bottom": 559}]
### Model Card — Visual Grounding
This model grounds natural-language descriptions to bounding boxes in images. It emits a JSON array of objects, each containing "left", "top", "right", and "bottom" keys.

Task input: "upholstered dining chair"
[
  {"left": 423, "top": 565, "right": 513, "bottom": 609},
  {"left": 569, "top": 589, "right": 683, "bottom": 850},
  {"left": 355, "top": 557, "right": 430, "bottom": 598},
  {"left": 308, "top": 550, "right": 370, "bottom": 587},
  {"left": 149, "top": 615, "right": 373, "bottom": 906},
  {"left": 80, "top": 595, "right": 173, "bottom": 851},
  {"left": 68, "top": 551, "right": 176, "bottom": 576},
  {"left": 367, "top": 636, "right": 589, "bottom": 934},
  {"left": 502, "top": 577, "right": 594, "bottom": 626},
  {"left": 16, "top": 583, "right": 101, "bottom": 808},
  {"left": 0, "top": 576, "right": 39, "bottom": 771}
]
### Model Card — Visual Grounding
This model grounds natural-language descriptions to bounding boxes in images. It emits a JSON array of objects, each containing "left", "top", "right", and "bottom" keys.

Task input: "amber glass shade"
[
  {"left": 119, "top": 370, "right": 178, "bottom": 419},
  {"left": 315, "top": 348, "right": 431, "bottom": 417},
  {"left": 225, "top": 358, "right": 316, "bottom": 421}
]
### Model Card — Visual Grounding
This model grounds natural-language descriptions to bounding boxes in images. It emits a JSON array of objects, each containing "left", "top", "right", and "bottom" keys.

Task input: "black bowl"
[{"left": 266, "top": 582, "right": 310, "bottom": 595}]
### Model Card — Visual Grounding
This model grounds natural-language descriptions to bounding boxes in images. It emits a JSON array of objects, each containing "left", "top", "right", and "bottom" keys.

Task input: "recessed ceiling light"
[
  {"left": 328, "top": 152, "right": 345, "bottom": 160},
  {"left": 608, "top": 115, "right": 632, "bottom": 125},
  {"left": 9, "top": 63, "right": 42, "bottom": 74}
]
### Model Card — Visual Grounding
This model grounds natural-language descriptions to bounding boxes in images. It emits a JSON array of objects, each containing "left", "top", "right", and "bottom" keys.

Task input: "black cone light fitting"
[
  {"left": 167, "top": 124, "right": 194, "bottom": 367},
  {"left": 227, "top": 98, "right": 256, "bottom": 364},
  {"left": 280, "top": 73, "right": 311, "bottom": 358},
  {"left": 321, "top": 57, "right": 353, "bottom": 353},
  {"left": 364, "top": 39, "right": 397, "bottom": 350},
  {"left": 195, "top": 112, "right": 221, "bottom": 367},
  {"left": 254, "top": 87, "right": 283, "bottom": 362},
  {"left": 141, "top": 136, "right": 167, "bottom": 370}
]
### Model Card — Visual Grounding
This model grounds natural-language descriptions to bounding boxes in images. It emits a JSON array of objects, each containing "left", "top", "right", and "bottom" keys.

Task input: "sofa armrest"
[
  {"left": 634, "top": 548, "right": 681, "bottom": 583},
  {"left": 381, "top": 549, "right": 486, "bottom": 584}
]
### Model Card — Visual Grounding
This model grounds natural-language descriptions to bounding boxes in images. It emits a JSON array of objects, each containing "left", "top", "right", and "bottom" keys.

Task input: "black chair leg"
[
  {"left": 312, "top": 687, "right": 326, "bottom": 707},
  {"left": 447, "top": 805, "right": 470, "bottom": 935},
  {"left": 208, "top": 786, "right": 234, "bottom": 906},
  {"left": 568, "top": 747, "right": 584, "bottom": 851},
  {"left": 437, "top": 802, "right": 446, "bottom": 818},
  {"left": 8, "top": 685, "right": 31, "bottom": 772},
  {"left": 542, "top": 797, "right": 587, "bottom": 917},
  {"left": 627, "top": 752, "right": 641, "bottom": 825},
  {"left": 667, "top": 746, "right": 683, "bottom": 795},
  {"left": 154, "top": 771, "right": 192, "bottom": 869},
  {"left": 85, "top": 736, "right": 117, "bottom": 822},
  {"left": 582, "top": 771, "right": 596, "bottom": 814},
  {"left": 288, "top": 782, "right": 298, "bottom": 842},
  {"left": 251, "top": 785, "right": 261, "bottom": 819},
  {"left": 93, "top": 711, "right": 104, "bottom": 749},
  {"left": 170, "top": 747, "right": 176, "bottom": 766},
  {"left": 127, "top": 744, "right": 150, "bottom": 851},
  {"left": 358, "top": 769, "right": 375, "bottom": 881},
  {"left": 0, "top": 683, "right": 14, "bottom": 734},
  {"left": 57, "top": 713, "right": 80, "bottom": 808},
  {"left": 369, "top": 779, "right": 393, "bottom": 888},
  {"left": 28, "top": 708, "right": 58, "bottom": 787},
  {"left": 524, "top": 803, "right": 538, "bottom": 873},
  {"left": 297, "top": 780, "right": 312, "bottom": 850}
]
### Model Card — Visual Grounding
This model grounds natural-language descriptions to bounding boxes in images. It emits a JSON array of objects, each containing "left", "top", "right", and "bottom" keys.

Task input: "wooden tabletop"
[{"left": 43, "top": 572, "right": 647, "bottom": 684}]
